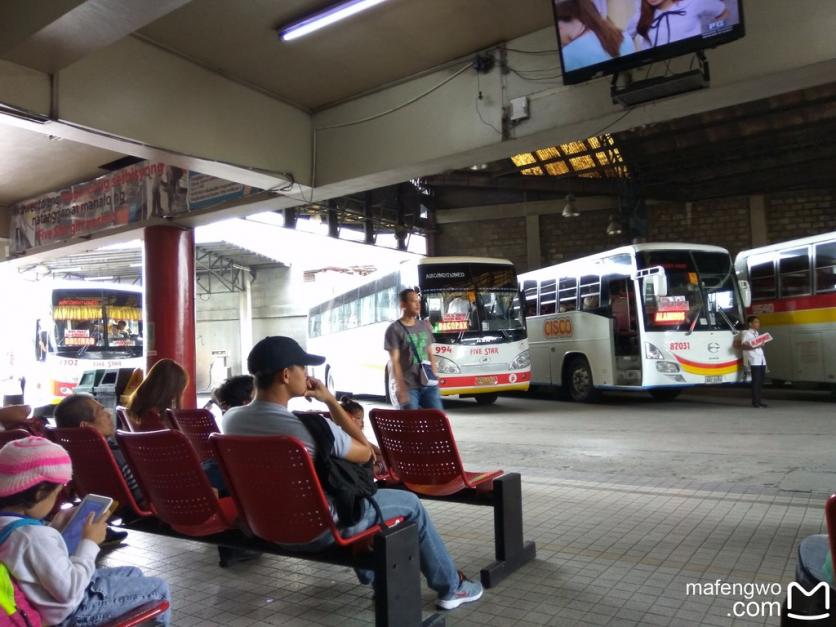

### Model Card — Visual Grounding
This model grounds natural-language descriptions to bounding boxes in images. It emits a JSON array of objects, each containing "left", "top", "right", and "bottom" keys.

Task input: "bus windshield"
[
  {"left": 420, "top": 263, "right": 525, "bottom": 338},
  {"left": 51, "top": 289, "right": 143, "bottom": 358},
  {"left": 637, "top": 250, "right": 742, "bottom": 332}
]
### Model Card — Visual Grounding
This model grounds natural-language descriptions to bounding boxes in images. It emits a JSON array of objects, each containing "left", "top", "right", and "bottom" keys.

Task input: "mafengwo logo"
[{"left": 787, "top": 582, "right": 830, "bottom": 621}]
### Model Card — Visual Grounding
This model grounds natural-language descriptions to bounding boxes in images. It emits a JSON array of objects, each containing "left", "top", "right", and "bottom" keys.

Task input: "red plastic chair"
[
  {"left": 103, "top": 600, "right": 170, "bottom": 627},
  {"left": 116, "top": 430, "right": 237, "bottom": 536},
  {"left": 167, "top": 408, "right": 219, "bottom": 462},
  {"left": 210, "top": 434, "right": 403, "bottom": 546},
  {"left": 126, "top": 409, "right": 169, "bottom": 432},
  {"left": 368, "top": 408, "right": 502, "bottom": 496},
  {"left": 0, "top": 429, "right": 31, "bottom": 448},
  {"left": 50, "top": 427, "right": 152, "bottom": 518}
]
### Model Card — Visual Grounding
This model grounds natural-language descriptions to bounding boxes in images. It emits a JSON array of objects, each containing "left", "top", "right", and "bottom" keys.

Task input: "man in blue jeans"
[
  {"left": 221, "top": 336, "right": 483, "bottom": 610},
  {"left": 385, "top": 288, "right": 443, "bottom": 410}
]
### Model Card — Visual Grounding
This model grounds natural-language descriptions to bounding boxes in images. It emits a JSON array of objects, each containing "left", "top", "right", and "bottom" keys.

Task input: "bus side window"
[
  {"left": 815, "top": 241, "right": 836, "bottom": 293},
  {"left": 522, "top": 280, "right": 537, "bottom": 317},
  {"left": 749, "top": 259, "right": 775, "bottom": 300},
  {"left": 539, "top": 279, "right": 556, "bottom": 315},
  {"left": 778, "top": 247, "right": 811, "bottom": 297},
  {"left": 558, "top": 277, "right": 578, "bottom": 312}
]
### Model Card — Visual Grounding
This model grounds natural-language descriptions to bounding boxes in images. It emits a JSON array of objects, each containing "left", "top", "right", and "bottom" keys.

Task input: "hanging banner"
[
  {"left": 8, "top": 161, "right": 191, "bottom": 254},
  {"left": 187, "top": 172, "right": 258, "bottom": 212}
]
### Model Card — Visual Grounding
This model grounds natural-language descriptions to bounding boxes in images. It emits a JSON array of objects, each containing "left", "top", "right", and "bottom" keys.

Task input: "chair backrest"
[
  {"left": 128, "top": 409, "right": 168, "bottom": 432},
  {"left": 167, "top": 409, "right": 219, "bottom": 461},
  {"left": 0, "top": 429, "right": 30, "bottom": 448},
  {"left": 116, "top": 430, "right": 235, "bottom": 536},
  {"left": 826, "top": 493, "right": 836, "bottom": 586},
  {"left": 49, "top": 427, "right": 151, "bottom": 517},
  {"left": 368, "top": 408, "right": 467, "bottom": 487},
  {"left": 210, "top": 434, "right": 344, "bottom": 546}
]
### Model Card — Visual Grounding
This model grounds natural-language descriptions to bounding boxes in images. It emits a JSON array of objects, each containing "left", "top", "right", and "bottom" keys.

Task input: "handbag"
[{"left": 398, "top": 322, "right": 438, "bottom": 387}]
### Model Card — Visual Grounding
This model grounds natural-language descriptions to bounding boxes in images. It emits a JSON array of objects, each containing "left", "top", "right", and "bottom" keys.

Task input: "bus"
[
  {"left": 307, "top": 257, "right": 530, "bottom": 405},
  {"left": 17, "top": 280, "right": 144, "bottom": 406},
  {"left": 734, "top": 231, "right": 836, "bottom": 391},
  {"left": 519, "top": 243, "right": 748, "bottom": 402}
]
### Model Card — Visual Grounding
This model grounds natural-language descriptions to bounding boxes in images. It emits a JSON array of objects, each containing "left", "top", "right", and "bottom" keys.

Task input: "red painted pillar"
[{"left": 143, "top": 225, "right": 196, "bottom": 408}]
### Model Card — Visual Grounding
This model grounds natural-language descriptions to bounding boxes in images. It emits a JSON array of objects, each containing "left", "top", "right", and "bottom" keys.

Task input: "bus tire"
[
  {"left": 649, "top": 388, "right": 682, "bottom": 401},
  {"left": 326, "top": 367, "right": 337, "bottom": 397},
  {"left": 566, "top": 357, "right": 600, "bottom": 403},
  {"left": 474, "top": 393, "right": 498, "bottom": 405}
]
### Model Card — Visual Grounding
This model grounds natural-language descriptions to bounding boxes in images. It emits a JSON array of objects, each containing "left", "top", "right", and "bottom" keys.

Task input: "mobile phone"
[{"left": 61, "top": 494, "right": 114, "bottom": 554}]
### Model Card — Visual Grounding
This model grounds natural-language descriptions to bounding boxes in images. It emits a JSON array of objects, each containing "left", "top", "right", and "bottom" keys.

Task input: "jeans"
[
  {"left": 750, "top": 365, "right": 766, "bottom": 405},
  {"left": 401, "top": 385, "right": 444, "bottom": 410},
  {"left": 303, "top": 489, "right": 460, "bottom": 598},
  {"left": 59, "top": 566, "right": 171, "bottom": 626}
]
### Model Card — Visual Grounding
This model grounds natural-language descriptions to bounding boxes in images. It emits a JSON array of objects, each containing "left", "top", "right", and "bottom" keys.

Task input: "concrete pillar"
[
  {"left": 143, "top": 225, "right": 196, "bottom": 408},
  {"left": 239, "top": 271, "right": 253, "bottom": 368},
  {"left": 749, "top": 194, "right": 768, "bottom": 246},
  {"left": 525, "top": 214, "right": 541, "bottom": 272}
]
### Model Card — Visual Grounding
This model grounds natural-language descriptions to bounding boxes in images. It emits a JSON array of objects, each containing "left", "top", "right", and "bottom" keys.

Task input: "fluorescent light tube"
[{"left": 279, "top": 0, "right": 388, "bottom": 41}]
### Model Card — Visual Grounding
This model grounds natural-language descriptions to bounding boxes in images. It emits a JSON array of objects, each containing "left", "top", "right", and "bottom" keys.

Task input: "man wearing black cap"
[{"left": 221, "top": 336, "right": 484, "bottom": 611}]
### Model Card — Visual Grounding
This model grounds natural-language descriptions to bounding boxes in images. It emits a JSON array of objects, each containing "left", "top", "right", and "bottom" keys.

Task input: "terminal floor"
[{"left": 101, "top": 387, "right": 835, "bottom": 626}]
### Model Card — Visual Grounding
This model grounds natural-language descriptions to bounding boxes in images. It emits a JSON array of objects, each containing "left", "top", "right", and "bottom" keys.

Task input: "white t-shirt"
[{"left": 740, "top": 329, "right": 766, "bottom": 367}]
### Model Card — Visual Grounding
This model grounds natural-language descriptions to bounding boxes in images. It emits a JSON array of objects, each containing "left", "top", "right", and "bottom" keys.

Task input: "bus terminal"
[{"left": 1, "top": 1, "right": 835, "bottom": 625}]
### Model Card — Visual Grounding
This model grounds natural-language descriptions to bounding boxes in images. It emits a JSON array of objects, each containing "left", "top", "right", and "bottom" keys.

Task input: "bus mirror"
[
  {"left": 738, "top": 280, "right": 752, "bottom": 308},
  {"left": 650, "top": 273, "right": 668, "bottom": 297}
]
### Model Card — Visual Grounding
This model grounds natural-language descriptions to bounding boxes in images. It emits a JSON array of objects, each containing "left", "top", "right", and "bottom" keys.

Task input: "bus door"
[{"left": 606, "top": 278, "right": 641, "bottom": 384}]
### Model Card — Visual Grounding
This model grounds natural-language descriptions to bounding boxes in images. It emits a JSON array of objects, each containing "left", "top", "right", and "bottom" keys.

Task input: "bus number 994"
[{"left": 669, "top": 342, "right": 690, "bottom": 351}]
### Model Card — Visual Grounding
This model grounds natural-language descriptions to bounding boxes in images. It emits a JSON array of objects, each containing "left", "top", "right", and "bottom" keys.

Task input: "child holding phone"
[{"left": 0, "top": 437, "right": 171, "bottom": 626}]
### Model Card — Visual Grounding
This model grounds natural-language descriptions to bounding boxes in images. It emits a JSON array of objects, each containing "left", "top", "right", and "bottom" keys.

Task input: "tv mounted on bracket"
[{"left": 552, "top": 0, "right": 745, "bottom": 86}]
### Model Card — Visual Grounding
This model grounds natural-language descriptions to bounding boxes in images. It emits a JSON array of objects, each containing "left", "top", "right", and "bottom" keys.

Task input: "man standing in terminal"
[
  {"left": 385, "top": 288, "right": 442, "bottom": 409},
  {"left": 221, "top": 336, "right": 483, "bottom": 610}
]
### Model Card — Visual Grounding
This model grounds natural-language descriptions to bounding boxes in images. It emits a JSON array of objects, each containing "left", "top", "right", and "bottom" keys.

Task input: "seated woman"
[
  {"left": 555, "top": 0, "right": 635, "bottom": 72},
  {"left": 125, "top": 359, "right": 188, "bottom": 431}
]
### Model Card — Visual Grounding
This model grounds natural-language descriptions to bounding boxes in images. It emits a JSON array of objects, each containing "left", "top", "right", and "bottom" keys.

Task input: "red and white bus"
[
  {"left": 519, "top": 243, "right": 748, "bottom": 401},
  {"left": 1, "top": 278, "right": 144, "bottom": 406},
  {"left": 307, "top": 257, "right": 530, "bottom": 405},
  {"left": 735, "top": 231, "right": 836, "bottom": 390}
]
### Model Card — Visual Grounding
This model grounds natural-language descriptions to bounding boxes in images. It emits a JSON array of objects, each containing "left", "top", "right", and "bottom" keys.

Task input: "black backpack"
[{"left": 297, "top": 413, "right": 382, "bottom": 527}]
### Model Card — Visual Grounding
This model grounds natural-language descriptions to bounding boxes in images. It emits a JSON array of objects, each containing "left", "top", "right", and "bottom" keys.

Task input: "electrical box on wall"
[{"left": 509, "top": 96, "right": 529, "bottom": 122}]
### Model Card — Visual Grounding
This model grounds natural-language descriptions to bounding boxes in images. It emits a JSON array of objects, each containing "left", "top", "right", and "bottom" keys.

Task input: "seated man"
[
  {"left": 222, "top": 336, "right": 484, "bottom": 611},
  {"left": 54, "top": 394, "right": 144, "bottom": 534}
]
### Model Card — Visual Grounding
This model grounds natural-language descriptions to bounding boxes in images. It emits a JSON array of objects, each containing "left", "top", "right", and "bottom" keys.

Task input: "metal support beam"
[
  {"left": 195, "top": 248, "right": 249, "bottom": 295},
  {"left": 363, "top": 191, "right": 375, "bottom": 245},
  {"left": 327, "top": 200, "right": 339, "bottom": 239}
]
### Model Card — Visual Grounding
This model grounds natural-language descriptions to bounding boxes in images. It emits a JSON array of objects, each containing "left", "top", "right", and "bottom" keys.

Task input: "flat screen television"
[{"left": 552, "top": 0, "right": 745, "bottom": 85}]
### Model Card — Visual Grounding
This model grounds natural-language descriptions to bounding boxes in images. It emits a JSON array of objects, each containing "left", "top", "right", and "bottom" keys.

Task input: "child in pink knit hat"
[{"left": 0, "top": 437, "right": 171, "bottom": 625}]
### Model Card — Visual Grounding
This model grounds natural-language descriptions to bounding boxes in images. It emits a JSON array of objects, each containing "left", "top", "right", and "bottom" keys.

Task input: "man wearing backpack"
[{"left": 221, "top": 336, "right": 483, "bottom": 611}]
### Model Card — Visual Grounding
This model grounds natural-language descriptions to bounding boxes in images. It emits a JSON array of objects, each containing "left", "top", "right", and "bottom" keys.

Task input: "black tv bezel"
[{"left": 552, "top": 0, "right": 746, "bottom": 86}]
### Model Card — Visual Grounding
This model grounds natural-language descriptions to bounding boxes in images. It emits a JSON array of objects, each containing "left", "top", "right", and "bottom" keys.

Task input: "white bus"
[
  {"left": 307, "top": 257, "right": 530, "bottom": 405},
  {"left": 735, "top": 231, "right": 836, "bottom": 391},
  {"left": 519, "top": 243, "right": 748, "bottom": 402},
  {"left": 16, "top": 281, "right": 144, "bottom": 406}
]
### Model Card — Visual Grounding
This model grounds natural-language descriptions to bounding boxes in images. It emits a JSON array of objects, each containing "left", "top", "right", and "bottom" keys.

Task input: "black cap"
[{"left": 247, "top": 336, "right": 325, "bottom": 375}]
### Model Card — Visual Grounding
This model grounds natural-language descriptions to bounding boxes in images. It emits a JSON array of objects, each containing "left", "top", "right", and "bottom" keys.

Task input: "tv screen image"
[{"left": 552, "top": 0, "right": 744, "bottom": 85}]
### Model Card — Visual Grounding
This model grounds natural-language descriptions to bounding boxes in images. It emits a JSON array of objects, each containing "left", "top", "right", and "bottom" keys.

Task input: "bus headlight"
[
  {"left": 656, "top": 361, "right": 680, "bottom": 373},
  {"left": 645, "top": 342, "right": 664, "bottom": 360},
  {"left": 510, "top": 350, "right": 530, "bottom": 370},
  {"left": 435, "top": 356, "right": 460, "bottom": 374}
]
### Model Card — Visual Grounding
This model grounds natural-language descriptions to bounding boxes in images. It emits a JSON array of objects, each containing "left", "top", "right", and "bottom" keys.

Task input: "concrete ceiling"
[
  {"left": 0, "top": 124, "right": 124, "bottom": 204},
  {"left": 137, "top": 0, "right": 553, "bottom": 111}
]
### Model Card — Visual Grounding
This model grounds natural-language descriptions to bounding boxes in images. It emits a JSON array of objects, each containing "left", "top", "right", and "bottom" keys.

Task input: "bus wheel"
[
  {"left": 475, "top": 393, "right": 498, "bottom": 405},
  {"left": 326, "top": 368, "right": 337, "bottom": 397},
  {"left": 566, "top": 358, "right": 600, "bottom": 403},
  {"left": 649, "top": 388, "right": 682, "bottom": 401},
  {"left": 384, "top": 368, "right": 396, "bottom": 406}
]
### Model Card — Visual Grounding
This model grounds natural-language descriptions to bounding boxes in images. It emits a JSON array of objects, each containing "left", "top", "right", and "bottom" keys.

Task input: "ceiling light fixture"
[
  {"left": 561, "top": 194, "right": 580, "bottom": 218},
  {"left": 606, "top": 215, "right": 623, "bottom": 236},
  {"left": 278, "top": 0, "right": 389, "bottom": 42}
]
